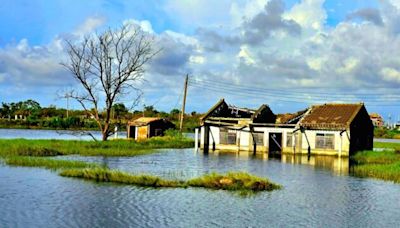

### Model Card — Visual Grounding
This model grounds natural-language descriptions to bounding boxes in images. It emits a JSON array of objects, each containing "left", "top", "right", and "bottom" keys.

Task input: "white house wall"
[
  {"left": 300, "top": 130, "right": 350, "bottom": 155},
  {"left": 200, "top": 125, "right": 351, "bottom": 156}
]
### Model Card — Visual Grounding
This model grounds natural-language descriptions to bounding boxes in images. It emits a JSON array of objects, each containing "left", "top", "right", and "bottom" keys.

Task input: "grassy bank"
[
  {"left": 352, "top": 142, "right": 400, "bottom": 183},
  {"left": 4, "top": 156, "right": 98, "bottom": 170},
  {"left": 0, "top": 136, "right": 194, "bottom": 157},
  {"left": 60, "top": 168, "right": 281, "bottom": 193}
]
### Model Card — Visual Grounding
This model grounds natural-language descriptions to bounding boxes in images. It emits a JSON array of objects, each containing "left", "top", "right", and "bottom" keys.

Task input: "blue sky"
[{"left": 1, "top": 0, "right": 400, "bottom": 122}]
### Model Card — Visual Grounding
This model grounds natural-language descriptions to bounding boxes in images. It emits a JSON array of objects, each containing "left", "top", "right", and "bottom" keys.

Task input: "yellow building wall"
[{"left": 137, "top": 126, "right": 148, "bottom": 140}]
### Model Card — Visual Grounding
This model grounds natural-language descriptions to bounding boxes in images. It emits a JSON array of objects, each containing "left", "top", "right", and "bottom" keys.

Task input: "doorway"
[
  {"left": 129, "top": 126, "right": 136, "bottom": 139},
  {"left": 269, "top": 133, "right": 282, "bottom": 155}
]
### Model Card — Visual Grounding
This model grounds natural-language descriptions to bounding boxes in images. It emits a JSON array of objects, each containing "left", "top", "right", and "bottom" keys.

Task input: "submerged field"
[
  {"left": 0, "top": 136, "right": 194, "bottom": 157},
  {"left": 0, "top": 135, "right": 280, "bottom": 193},
  {"left": 352, "top": 142, "right": 400, "bottom": 183}
]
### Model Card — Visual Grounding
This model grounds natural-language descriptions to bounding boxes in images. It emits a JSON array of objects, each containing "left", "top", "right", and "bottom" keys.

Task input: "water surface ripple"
[{"left": 1, "top": 149, "right": 400, "bottom": 227}]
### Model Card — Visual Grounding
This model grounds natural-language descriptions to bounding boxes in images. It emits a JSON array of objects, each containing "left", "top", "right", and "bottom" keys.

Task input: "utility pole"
[
  {"left": 66, "top": 95, "right": 69, "bottom": 118},
  {"left": 179, "top": 74, "right": 189, "bottom": 132}
]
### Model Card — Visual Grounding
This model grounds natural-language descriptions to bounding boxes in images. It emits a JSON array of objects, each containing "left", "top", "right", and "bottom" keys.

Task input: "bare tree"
[{"left": 62, "top": 24, "right": 157, "bottom": 141}]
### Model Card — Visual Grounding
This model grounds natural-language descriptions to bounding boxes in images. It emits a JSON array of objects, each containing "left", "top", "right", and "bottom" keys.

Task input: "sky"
[{"left": 1, "top": 0, "right": 400, "bottom": 122}]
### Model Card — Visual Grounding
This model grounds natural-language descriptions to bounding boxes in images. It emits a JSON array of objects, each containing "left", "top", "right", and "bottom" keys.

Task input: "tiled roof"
[
  {"left": 300, "top": 103, "right": 363, "bottom": 129},
  {"left": 276, "top": 109, "right": 307, "bottom": 124}
]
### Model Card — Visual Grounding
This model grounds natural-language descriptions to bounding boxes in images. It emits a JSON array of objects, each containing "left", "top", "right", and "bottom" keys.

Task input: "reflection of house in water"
[
  {"left": 127, "top": 117, "right": 175, "bottom": 140},
  {"left": 200, "top": 99, "right": 374, "bottom": 156},
  {"left": 281, "top": 154, "right": 349, "bottom": 175}
]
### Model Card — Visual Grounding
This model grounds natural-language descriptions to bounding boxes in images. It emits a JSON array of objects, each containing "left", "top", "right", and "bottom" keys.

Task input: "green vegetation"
[
  {"left": 4, "top": 156, "right": 97, "bottom": 170},
  {"left": 0, "top": 136, "right": 194, "bottom": 157},
  {"left": 60, "top": 168, "right": 281, "bottom": 193},
  {"left": 0, "top": 100, "right": 201, "bottom": 132},
  {"left": 352, "top": 142, "right": 400, "bottom": 183},
  {"left": 374, "top": 128, "right": 400, "bottom": 139},
  {"left": 60, "top": 168, "right": 183, "bottom": 187},
  {"left": 186, "top": 172, "right": 281, "bottom": 192}
]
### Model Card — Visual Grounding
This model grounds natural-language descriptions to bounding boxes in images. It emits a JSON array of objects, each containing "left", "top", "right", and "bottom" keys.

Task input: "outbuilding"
[{"left": 127, "top": 117, "right": 175, "bottom": 140}]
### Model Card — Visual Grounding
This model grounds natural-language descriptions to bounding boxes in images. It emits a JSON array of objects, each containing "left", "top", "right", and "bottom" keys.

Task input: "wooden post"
[
  {"left": 179, "top": 74, "right": 189, "bottom": 132},
  {"left": 204, "top": 125, "right": 210, "bottom": 154},
  {"left": 195, "top": 128, "right": 199, "bottom": 150},
  {"left": 66, "top": 96, "right": 69, "bottom": 118}
]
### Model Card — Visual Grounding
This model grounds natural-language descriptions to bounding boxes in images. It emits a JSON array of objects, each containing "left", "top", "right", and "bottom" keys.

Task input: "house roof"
[
  {"left": 276, "top": 109, "right": 307, "bottom": 124},
  {"left": 299, "top": 103, "right": 364, "bottom": 129},
  {"left": 128, "top": 117, "right": 163, "bottom": 126}
]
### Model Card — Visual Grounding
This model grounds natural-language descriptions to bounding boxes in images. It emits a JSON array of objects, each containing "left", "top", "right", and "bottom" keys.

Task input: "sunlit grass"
[
  {"left": 0, "top": 136, "right": 194, "bottom": 157},
  {"left": 4, "top": 156, "right": 98, "bottom": 170},
  {"left": 186, "top": 172, "right": 281, "bottom": 192},
  {"left": 352, "top": 141, "right": 400, "bottom": 183},
  {"left": 59, "top": 169, "right": 281, "bottom": 193}
]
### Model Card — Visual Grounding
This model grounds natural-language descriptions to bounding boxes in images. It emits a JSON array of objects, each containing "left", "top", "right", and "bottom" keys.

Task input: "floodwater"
[
  {"left": 1, "top": 148, "right": 400, "bottom": 227},
  {"left": 0, "top": 128, "right": 126, "bottom": 140}
]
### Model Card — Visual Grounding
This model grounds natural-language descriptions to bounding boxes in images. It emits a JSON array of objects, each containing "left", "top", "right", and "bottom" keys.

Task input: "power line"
[
  {"left": 189, "top": 79, "right": 400, "bottom": 97},
  {"left": 188, "top": 80, "right": 400, "bottom": 106}
]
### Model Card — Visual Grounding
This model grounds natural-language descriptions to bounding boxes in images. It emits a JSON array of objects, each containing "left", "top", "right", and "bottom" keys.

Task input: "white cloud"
[
  {"left": 123, "top": 19, "right": 154, "bottom": 34},
  {"left": 381, "top": 67, "right": 400, "bottom": 83},
  {"left": 336, "top": 57, "right": 360, "bottom": 74},
  {"left": 74, "top": 16, "right": 106, "bottom": 36},
  {"left": 283, "top": 0, "right": 326, "bottom": 30}
]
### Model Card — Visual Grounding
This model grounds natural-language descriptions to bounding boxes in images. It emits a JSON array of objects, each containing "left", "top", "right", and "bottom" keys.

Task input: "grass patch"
[
  {"left": 374, "top": 141, "right": 400, "bottom": 150},
  {"left": 59, "top": 169, "right": 281, "bottom": 193},
  {"left": 0, "top": 136, "right": 194, "bottom": 157},
  {"left": 186, "top": 172, "right": 281, "bottom": 192},
  {"left": 60, "top": 168, "right": 183, "bottom": 187},
  {"left": 353, "top": 162, "right": 400, "bottom": 183},
  {"left": 352, "top": 150, "right": 400, "bottom": 165},
  {"left": 352, "top": 141, "right": 400, "bottom": 183},
  {"left": 4, "top": 156, "right": 98, "bottom": 170}
]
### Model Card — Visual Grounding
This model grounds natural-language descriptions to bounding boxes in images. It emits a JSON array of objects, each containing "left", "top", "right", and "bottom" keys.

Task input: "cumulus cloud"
[
  {"left": 73, "top": 16, "right": 106, "bottom": 36},
  {"left": 242, "top": 0, "right": 301, "bottom": 45},
  {"left": 0, "top": 39, "right": 72, "bottom": 88},
  {"left": 3, "top": 0, "right": 400, "bottom": 111},
  {"left": 347, "top": 8, "right": 384, "bottom": 26}
]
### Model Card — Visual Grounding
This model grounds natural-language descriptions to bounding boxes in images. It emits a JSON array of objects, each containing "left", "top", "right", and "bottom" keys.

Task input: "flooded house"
[
  {"left": 200, "top": 100, "right": 373, "bottom": 156},
  {"left": 127, "top": 117, "right": 175, "bottom": 140}
]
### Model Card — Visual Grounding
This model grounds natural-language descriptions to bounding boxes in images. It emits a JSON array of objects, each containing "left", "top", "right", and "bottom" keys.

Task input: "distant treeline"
[{"left": 0, "top": 100, "right": 202, "bottom": 132}]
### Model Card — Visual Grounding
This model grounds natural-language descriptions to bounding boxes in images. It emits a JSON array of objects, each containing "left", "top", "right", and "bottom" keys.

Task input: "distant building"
[
  {"left": 369, "top": 113, "right": 384, "bottom": 127},
  {"left": 200, "top": 99, "right": 374, "bottom": 156},
  {"left": 127, "top": 117, "right": 175, "bottom": 140}
]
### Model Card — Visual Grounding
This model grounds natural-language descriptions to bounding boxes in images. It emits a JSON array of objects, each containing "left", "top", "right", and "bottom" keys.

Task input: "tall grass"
[
  {"left": 374, "top": 141, "right": 400, "bottom": 150},
  {"left": 60, "top": 169, "right": 281, "bottom": 193},
  {"left": 60, "top": 168, "right": 183, "bottom": 187},
  {"left": 187, "top": 172, "right": 281, "bottom": 192},
  {"left": 352, "top": 142, "right": 400, "bottom": 183},
  {"left": 0, "top": 136, "right": 194, "bottom": 157},
  {"left": 4, "top": 156, "right": 98, "bottom": 170},
  {"left": 353, "top": 162, "right": 400, "bottom": 183}
]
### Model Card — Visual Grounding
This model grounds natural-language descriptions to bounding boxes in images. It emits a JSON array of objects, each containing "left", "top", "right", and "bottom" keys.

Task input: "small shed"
[{"left": 127, "top": 117, "right": 175, "bottom": 140}]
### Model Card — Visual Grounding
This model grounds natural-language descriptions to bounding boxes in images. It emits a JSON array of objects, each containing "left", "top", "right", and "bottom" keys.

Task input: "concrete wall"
[
  {"left": 200, "top": 126, "right": 351, "bottom": 156},
  {"left": 298, "top": 130, "right": 350, "bottom": 156}
]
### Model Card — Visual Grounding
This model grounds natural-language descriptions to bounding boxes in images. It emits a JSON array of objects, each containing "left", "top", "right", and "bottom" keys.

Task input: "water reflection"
[
  {"left": 280, "top": 154, "right": 349, "bottom": 175},
  {"left": 2, "top": 149, "right": 400, "bottom": 227},
  {"left": 201, "top": 150, "right": 349, "bottom": 175}
]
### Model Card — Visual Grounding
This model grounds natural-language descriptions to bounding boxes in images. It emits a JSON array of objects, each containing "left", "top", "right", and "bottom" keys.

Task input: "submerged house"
[
  {"left": 127, "top": 117, "right": 175, "bottom": 140},
  {"left": 200, "top": 100, "right": 373, "bottom": 156}
]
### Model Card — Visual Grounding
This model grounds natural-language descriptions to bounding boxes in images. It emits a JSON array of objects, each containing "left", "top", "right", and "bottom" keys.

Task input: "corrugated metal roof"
[{"left": 300, "top": 103, "right": 363, "bottom": 129}]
